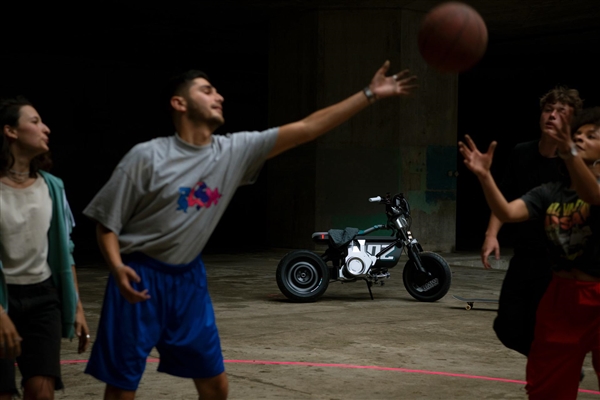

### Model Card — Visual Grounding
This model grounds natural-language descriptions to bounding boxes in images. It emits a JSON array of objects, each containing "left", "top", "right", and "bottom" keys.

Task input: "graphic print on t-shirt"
[
  {"left": 544, "top": 199, "right": 592, "bottom": 261},
  {"left": 177, "top": 181, "right": 222, "bottom": 213}
]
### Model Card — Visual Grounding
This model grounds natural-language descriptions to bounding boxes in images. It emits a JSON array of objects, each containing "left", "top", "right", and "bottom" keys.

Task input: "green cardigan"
[{"left": 0, "top": 171, "right": 78, "bottom": 339}]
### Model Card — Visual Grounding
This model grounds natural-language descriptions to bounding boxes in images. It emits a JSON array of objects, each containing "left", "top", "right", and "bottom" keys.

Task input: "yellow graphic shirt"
[{"left": 522, "top": 181, "right": 599, "bottom": 275}]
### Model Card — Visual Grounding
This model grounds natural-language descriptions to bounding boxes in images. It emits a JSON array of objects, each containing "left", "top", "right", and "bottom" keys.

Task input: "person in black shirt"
[
  {"left": 480, "top": 87, "right": 583, "bottom": 357},
  {"left": 460, "top": 107, "right": 600, "bottom": 399}
]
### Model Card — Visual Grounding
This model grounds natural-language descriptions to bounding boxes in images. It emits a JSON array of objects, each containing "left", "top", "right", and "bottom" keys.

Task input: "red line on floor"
[{"left": 60, "top": 358, "right": 600, "bottom": 395}]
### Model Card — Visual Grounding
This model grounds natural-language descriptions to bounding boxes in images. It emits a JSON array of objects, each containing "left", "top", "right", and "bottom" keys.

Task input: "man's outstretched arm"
[
  {"left": 267, "top": 60, "right": 417, "bottom": 159},
  {"left": 458, "top": 134, "right": 530, "bottom": 223}
]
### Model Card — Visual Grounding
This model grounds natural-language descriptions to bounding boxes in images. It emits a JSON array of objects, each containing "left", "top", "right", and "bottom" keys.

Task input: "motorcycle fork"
[
  {"left": 407, "top": 246, "right": 429, "bottom": 275},
  {"left": 398, "top": 230, "right": 429, "bottom": 276}
]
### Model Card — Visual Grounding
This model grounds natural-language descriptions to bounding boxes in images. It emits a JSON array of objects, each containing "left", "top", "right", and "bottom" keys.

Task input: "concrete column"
[{"left": 268, "top": 7, "right": 457, "bottom": 252}]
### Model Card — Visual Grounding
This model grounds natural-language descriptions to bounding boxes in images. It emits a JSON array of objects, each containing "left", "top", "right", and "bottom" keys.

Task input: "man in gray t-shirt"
[
  {"left": 83, "top": 63, "right": 417, "bottom": 399},
  {"left": 83, "top": 127, "right": 279, "bottom": 265}
]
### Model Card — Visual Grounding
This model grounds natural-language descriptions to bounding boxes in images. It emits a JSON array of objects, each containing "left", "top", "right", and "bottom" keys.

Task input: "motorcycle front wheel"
[
  {"left": 402, "top": 251, "right": 451, "bottom": 302},
  {"left": 276, "top": 250, "right": 330, "bottom": 303}
]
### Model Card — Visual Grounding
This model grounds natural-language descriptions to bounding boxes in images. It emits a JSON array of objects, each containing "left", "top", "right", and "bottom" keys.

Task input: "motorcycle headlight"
[{"left": 394, "top": 216, "right": 408, "bottom": 230}]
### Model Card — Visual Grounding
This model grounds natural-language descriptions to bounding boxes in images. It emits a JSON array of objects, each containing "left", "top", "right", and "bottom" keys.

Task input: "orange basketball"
[{"left": 418, "top": 2, "right": 488, "bottom": 73}]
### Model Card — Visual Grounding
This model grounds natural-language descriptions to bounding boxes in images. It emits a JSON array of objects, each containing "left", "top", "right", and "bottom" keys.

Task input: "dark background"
[{"left": 1, "top": 1, "right": 599, "bottom": 263}]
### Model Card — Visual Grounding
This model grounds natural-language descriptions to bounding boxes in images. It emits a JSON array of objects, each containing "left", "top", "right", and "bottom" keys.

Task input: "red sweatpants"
[{"left": 526, "top": 275, "right": 600, "bottom": 399}]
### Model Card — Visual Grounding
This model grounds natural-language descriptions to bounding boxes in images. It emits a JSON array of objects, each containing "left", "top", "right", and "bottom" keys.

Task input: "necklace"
[{"left": 6, "top": 169, "right": 30, "bottom": 183}]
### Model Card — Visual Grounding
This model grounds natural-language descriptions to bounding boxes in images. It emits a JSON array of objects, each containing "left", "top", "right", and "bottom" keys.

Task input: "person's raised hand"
[
  {"left": 112, "top": 264, "right": 151, "bottom": 304},
  {"left": 549, "top": 112, "right": 575, "bottom": 154},
  {"left": 458, "top": 134, "right": 497, "bottom": 178},
  {"left": 369, "top": 60, "right": 418, "bottom": 100}
]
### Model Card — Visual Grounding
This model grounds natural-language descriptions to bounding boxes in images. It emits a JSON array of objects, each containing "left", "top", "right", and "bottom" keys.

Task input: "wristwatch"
[
  {"left": 558, "top": 143, "right": 578, "bottom": 160},
  {"left": 363, "top": 86, "right": 376, "bottom": 103}
]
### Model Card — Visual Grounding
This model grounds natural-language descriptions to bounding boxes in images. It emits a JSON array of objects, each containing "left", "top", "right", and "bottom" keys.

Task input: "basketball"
[{"left": 418, "top": 2, "right": 488, "bottom": 73}]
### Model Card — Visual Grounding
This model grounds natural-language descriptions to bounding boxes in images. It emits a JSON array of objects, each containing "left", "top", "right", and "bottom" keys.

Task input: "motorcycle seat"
[{"left": 312, "top": 227, "right": 398, "bottom": 250}]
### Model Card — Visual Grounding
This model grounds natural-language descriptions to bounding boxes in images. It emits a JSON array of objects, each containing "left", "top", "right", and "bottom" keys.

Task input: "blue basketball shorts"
[{"left": 84, "top": 252, "right": 224, "bottom": 391}]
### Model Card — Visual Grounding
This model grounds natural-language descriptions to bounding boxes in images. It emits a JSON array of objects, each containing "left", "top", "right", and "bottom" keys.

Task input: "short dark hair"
[
  {"left": 0, "top": 96, "right": 52, "bottom": 175},
  {"left": 164, "top": 69, "right": 210, "bottom": 112},
  {"left": 539, "top": 86, "right": 583, "bottom": 114},
  {"left": 571, "top": 106, "right": 600, "bottom": 134}
]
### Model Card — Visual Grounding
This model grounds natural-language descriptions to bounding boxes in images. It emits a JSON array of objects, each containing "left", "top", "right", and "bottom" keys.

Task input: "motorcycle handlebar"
[{"left": 368, "top": 196, "right": 382, "bottom": 203}]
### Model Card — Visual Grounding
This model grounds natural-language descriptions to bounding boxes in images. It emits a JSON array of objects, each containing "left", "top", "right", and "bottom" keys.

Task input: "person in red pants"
[{"left": 459, "top": 106, "right": 600, "bottom": 399}]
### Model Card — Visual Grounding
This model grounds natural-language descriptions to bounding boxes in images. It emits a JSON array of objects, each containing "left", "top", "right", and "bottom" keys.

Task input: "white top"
[{"left": 0, "top": 176, "right": 53, "bottom": 284}]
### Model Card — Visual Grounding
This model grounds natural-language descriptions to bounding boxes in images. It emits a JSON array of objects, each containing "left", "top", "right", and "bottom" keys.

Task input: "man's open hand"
[{"left": 369, "top": 60, "right": 418, "bottom": 100}]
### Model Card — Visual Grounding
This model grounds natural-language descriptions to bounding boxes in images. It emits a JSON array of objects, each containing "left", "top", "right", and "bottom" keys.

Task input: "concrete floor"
[{"left": 44, "top": 250, "right": 600, "bottom": 399}]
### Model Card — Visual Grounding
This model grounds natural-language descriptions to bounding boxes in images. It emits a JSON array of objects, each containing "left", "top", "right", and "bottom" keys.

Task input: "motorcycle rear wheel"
[
  {"left": 402, "top": 251, "right": 451, "bottom": 302},
  {"left": 276, "top": 250, "right": 330, "bottom": 302}
]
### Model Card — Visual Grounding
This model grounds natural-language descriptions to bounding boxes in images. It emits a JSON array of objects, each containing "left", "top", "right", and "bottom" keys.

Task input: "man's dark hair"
[
  {"left": 540, "top": 86, "right": 584, "bottom": 114},
  {"left": 0, "top": 96, "right": 52, "bottom": 175},
  {"left": 164, "top": 70, "right": 210, "bottom": 113},
  {"left": 571, "top": 106, "right": 600, "bottom": 134}
]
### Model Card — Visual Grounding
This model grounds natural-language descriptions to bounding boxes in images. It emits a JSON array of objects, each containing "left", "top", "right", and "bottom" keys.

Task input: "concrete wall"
[
  {"left": 267, "top": 12, "right": 320, "bottom": 249},
  {"left": 268, "top": 7, "right": 458, "bottom": 251}
]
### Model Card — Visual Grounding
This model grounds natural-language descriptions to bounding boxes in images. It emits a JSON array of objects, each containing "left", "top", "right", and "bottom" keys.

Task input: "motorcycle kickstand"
[{"left": 363, "top": 279, "right": 374, "bottom": 300}]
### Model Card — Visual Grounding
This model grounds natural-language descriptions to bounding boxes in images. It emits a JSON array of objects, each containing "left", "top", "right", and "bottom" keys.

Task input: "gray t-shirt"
[{"left": 83, "top": 129, "right": 279, "bottom": 264}]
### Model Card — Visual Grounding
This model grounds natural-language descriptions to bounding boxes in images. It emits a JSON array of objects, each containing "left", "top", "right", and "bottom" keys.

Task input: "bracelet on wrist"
[{"left": 363, "top": 86, "right": 377, "bottom": 104}]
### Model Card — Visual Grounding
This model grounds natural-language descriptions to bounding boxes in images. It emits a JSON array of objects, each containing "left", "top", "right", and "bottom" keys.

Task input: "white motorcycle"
[{"left": 276, "top": 193, "right": 452, "bottom": 302}]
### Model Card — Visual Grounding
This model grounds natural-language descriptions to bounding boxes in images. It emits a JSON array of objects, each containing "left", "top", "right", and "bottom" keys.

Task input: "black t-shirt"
[
  {"left": 499, "top": 140, "right": 562, "bottom": 252},
  {"left": 522, "top": 181, "right": 600, "bottom": 277}
]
